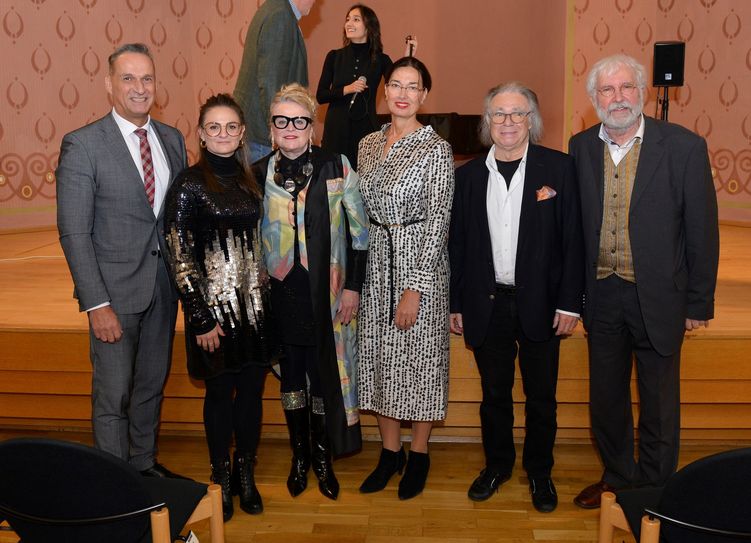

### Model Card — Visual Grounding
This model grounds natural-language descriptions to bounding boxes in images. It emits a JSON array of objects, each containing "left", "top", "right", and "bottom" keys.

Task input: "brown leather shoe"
[{"left": 573, "top": 480, "right": 616, "bottom": 509}]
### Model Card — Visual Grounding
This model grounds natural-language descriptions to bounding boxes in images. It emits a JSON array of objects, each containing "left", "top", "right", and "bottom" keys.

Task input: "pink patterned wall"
[
  {"left": 1, "top": 0, "right": 260, "bottom": 229},
  {"left": 1, "top": 0, "right": 749, "bottom": 229},
  {"left": 567, "top": 0, "right": 751, "bottom": 224}
]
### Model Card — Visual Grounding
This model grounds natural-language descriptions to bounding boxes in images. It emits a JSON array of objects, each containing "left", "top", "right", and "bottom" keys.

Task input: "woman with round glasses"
[
  {"left": 356, "top": 56, "right": 454, "bottom": 500},
  {"left": 316, "top": 4, "right": 417, "bottom": 170},
  {"left": 164, "top": 93, "right": 272, "bottom": 521},
  {"left": 256, "top": 83, "right": 369, "bottom": 500}
]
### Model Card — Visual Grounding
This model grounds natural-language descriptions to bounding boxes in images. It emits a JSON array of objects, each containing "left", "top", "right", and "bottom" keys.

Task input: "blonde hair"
[{"left": 270, "top": 83, "right": 317, "bottom": 119}]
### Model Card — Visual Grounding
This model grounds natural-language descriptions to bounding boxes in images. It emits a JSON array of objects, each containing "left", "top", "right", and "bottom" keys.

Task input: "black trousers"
[
  {"left": 203, "top": 364, "right": 267, "bottom": 462},
  {"left": 472, "top": 287, "right": 560, "bottom": 478},
  {"left": 587, "top": 275, "right": 681, "bottom": 488}
]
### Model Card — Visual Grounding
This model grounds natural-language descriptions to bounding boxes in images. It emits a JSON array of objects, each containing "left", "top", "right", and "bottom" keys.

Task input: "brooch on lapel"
[{"left": 536, "top": 185, "right": 557, "bottom": 202}]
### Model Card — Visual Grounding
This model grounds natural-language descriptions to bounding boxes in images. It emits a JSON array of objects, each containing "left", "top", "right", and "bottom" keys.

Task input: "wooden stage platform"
[{"left": 1, "top": 225, "right": 750, "bottom": 442}]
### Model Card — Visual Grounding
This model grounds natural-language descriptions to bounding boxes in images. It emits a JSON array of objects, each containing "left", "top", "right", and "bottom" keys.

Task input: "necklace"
[{"left": 273, "top": 147, "right": 314, "bottom": 194}]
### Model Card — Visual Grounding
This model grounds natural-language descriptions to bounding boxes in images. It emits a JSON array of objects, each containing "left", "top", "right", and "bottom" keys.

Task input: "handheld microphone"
[{"left": 349, "top": 76, "right": 367, "bottom": 109}]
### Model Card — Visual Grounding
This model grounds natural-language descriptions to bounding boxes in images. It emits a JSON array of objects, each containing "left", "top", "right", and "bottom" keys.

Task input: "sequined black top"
[{"left": 164, "top": 152, "right": 272, "bottom": 379}]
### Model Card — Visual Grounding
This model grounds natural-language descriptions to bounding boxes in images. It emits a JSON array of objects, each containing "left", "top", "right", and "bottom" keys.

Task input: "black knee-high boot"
[
  {"left": 282, "top": 390, "right": 310, "bottom": 497},
  {"left": 309, "top": 396, "right": 339, "bottom": 500}
]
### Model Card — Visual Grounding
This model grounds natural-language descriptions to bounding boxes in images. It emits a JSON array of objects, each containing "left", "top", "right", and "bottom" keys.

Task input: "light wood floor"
[{"left": 0, "top": 429, "right": 740, "bottom": 543}]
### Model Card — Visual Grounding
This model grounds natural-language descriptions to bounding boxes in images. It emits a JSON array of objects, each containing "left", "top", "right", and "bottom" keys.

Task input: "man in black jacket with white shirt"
[{"left": 449, "top": 82, "right": 584, "bottom": 513}]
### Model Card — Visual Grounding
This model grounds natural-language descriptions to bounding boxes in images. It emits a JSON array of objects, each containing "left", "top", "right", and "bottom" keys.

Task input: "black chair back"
[
  {"left": 0, "top": 438, "right": 156, "bottom": 543},
  {"left": 656, "top": 447, "right": 751, "bottom": 542}
]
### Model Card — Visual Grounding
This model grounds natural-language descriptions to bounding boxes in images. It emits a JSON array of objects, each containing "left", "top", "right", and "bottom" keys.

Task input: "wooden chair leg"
[
  {"left": 639, "top": 515, "right": 661, "bottom": 543},
  {"left": 598, "top": 491, "right": 617, "bottom": 543},
  {"left": 150, "top": 507, "right": 171, "bottom": 543},
  {"left": 206, "top": 484, "right": 225, "bottom": 543}
]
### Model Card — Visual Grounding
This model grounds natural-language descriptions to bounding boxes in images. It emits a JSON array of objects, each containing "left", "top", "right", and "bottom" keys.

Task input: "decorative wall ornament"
[
  {"left": 55, "top": 12, "right": 75, "bottom": 45},
  {"left": 81, "top": 48, "right": 100, "bottom": 82},
  {"left": 170, "top": 0, "right": 187, "bottom": 20},
  {"left": 634, "top": 18, "right": 653, "bottom": 49},
  {"left": 216, "top": 0, "right": 234, "bottom": 20},
  {"left": 150, "top": 20, "right": 167, "bottom": 49},
  {"left": 3, "top": 7, "right": 24, "bottom": 43},
  {"left": 677, "top": 15, "right": 694, "bottom": 42},
  {"left": 31, "top": 44, "right": 51, "bottom": 78}
]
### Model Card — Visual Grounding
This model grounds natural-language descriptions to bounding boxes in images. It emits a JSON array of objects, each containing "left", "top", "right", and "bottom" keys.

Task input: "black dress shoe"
[
  {"left": 140, "top": 462, "right": 191, "bottom": 480},
  {"left": 530, "top": 477, "right": 558, "bottom": 513},
  {"left": 467, "top": 468, "right": 512, "bottom": 501}
]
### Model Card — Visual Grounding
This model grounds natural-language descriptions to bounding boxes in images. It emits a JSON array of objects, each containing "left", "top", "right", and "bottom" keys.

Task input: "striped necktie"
[{"left": 134, "top": 128, "right": 155, "bottom": 208}]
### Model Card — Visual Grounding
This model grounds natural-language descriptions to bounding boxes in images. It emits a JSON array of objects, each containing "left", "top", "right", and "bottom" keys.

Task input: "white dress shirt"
[
  {"left": 485, "top": 143, "right": 579, "bottom": 319},
  {"left": 485, "top": 143, "right": 527, "bottom": 285},
  {"left": 599, "top": 114, "right": 645, "bottom": 166},
  {"left": 111, "top": 108, "right": 171, "bottom": 217}
]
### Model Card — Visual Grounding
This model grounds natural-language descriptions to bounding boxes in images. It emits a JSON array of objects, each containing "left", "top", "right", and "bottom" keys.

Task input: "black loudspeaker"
[{"left": 653, "top": 41, "right": 685, "bottom": 87}]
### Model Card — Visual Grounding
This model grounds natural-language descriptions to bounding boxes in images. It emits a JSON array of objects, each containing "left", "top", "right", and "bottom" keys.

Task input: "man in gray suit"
[
  {"left": 234, "top": 0, "right": 315, "bottom": 162},
  {"left": 57, "top": 43, "right": 188, "bottom": 478},
  {"left": 569, "top": 54, "right": 719, "bottom": 508}
]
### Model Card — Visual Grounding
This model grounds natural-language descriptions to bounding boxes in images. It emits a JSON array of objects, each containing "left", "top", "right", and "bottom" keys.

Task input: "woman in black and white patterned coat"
[{"left": 356, "top": 56, "right": 454, "bottom": 500}]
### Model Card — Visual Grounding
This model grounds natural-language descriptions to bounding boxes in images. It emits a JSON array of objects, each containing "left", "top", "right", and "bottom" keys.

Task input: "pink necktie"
[{"left": 134, "top": 128, "right": 155, "bottom": 208}]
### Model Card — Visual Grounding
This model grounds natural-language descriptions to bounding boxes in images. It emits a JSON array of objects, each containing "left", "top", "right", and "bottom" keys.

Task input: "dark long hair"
[
  {"left": 386, "top": 56, "right": 432, "bottom": 92},
  {"left": 196, "top": 93, "right": 260, "bottom": 199},
  {"left": 342, "top": 4, "right": 383, "bottom": 64}
]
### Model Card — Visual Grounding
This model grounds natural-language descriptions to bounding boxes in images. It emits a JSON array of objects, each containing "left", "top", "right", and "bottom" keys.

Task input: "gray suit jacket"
[
  {"left": 569, "top": 116, "right": 719, "bottom": 356},
  {"left": 56, "top": 113, "right": 187, "bottom": 314},
  {"left": 233, "top": 0, "right": 309, "bottom": 146}
]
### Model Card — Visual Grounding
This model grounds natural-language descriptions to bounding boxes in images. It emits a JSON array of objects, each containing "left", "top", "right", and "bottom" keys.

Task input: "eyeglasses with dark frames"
[
  {"left": 490, "top": 111, "right": 531, "bottom": 124},
  {"left": 272, "top": 115, "right": 313, "bottom": 130}
]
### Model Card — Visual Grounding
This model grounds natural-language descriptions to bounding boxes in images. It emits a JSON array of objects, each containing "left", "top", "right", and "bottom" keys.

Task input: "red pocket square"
[{"left": 536, "top": 185, "right": 557, "bottom": 202}]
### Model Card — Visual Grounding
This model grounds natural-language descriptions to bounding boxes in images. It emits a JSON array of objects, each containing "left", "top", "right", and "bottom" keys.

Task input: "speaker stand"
[{"left": 657, "top": 86, "right": 670, "bottom": 121}]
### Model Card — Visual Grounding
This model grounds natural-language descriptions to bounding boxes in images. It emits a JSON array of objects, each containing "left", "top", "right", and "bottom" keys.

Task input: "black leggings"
[
  {"left": 280, "top": 344, "right": 322, "bottom": 398},
  {"left": 203, "top": 364, "right": 267, "bottom": 462}
]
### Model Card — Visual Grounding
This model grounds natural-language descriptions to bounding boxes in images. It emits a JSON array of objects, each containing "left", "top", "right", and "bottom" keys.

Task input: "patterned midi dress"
[{"left": 357, "top": 124, "right": 455, "bottom": 421}]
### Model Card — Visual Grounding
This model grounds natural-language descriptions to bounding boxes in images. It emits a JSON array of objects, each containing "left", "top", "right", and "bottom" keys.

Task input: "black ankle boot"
[
  {"left": 210, "top": 457, "right": 233, "bottom": 522},
  {"left": 310, "top": 402, "right": 339, "bottom": 500},
  {"left": 359, "top": 446, "right": 406, "bottom": 493},
  {"left": 282, "top": 391, "right": 310, "bottom": 497},
  {"left": 232, "top": 451, "right": 263, "bottom": 514},
  {"left": 398, "top": 450, "right": 430, "bottom": 500}
]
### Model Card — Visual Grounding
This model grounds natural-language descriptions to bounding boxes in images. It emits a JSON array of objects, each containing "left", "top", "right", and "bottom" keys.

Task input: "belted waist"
[
  {"left": 368, "top": 215, "right": 426, "bottom": 323},
  {"left": 369, "top": 217, "right": 425, "bottom": 229}
]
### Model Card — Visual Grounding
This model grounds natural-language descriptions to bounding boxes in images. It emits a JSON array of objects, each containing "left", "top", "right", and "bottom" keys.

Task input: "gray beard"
[{"left": 596, "top": 100, "right": 643, "bottom": 131}]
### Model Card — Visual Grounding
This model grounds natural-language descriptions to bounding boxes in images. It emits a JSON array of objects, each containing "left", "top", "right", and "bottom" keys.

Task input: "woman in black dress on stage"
[
  {"left": 316, "top": 3, "right": 416, "bottom": 170},
  {"left": 164, "top": 93, "right": 271, "bottom": 521}
]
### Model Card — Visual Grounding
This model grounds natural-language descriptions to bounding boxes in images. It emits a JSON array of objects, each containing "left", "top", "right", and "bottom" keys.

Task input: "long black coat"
[{"left": 255, "top": 147, "right": 368, "bottom": 456}]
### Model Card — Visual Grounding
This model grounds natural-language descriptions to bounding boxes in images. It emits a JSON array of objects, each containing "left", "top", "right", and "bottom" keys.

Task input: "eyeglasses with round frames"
[
  {"left": 272, "top": 115, "right": 313, "bottom": 130},
  {"left": 597, "top": 83, "right": 639, "bottom": 98},
  {"left": 202, "top": 122, "right": 243, "bottom": 137},
  {"left": 490, "top": 111, "right": 531, "bottom": 125},
  {"left": 386, "top": 82, "right": 423, "bottom": 96}
]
